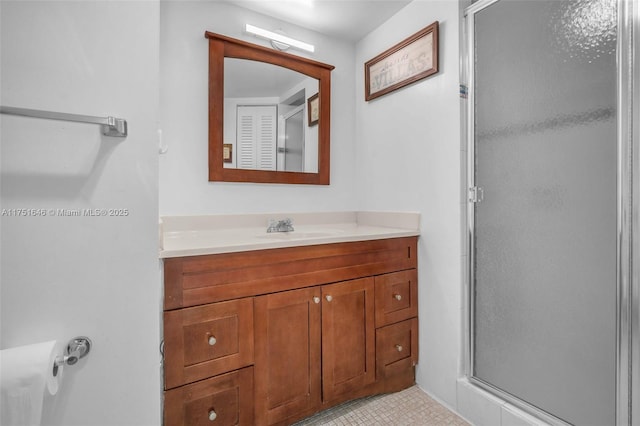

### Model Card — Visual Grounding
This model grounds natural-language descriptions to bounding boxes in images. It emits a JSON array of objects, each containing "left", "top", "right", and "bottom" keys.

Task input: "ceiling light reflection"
[{"left": 551, "top": 0, "right": 617, "bottom": 63}]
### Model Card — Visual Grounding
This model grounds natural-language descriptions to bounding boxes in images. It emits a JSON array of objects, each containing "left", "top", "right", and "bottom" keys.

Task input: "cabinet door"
[
  {"left": 236, "top": 105, "right": 277, "bottom": 170},
  {"left": 254, "top": 287, "right": 321, "bottom": 425},
  {"left": 164, "top": 366, "right": 254, "bottom": 426},
  {"left": 321, "top": 277, "right": 376, "bottom": 402}
]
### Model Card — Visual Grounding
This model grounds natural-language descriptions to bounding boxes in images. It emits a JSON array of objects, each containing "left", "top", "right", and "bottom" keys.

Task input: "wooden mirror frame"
[{"left": 205, "top": 31, "right": 334, "bottom": 185}]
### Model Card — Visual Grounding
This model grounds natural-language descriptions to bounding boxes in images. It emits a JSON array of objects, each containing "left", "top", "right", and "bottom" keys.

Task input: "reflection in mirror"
[{"left": 223, "top": 58, "right": 319, "bottom": 173}]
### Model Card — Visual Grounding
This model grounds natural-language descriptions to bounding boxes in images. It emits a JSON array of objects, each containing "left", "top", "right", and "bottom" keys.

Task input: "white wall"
[
  {"left": 0, "top": 2, "right": 161, "bottom": 425},
  {"left": 355, "top": 0, "right": 463, "bottom": 410},
  {"left": 159, "top": 1, "right": 357, "bottom": 215}
]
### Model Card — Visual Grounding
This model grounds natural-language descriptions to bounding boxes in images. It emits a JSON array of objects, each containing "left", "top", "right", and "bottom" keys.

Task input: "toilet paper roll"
[{"left": 0, "top": 340, "right": 62, "bottom": 426}]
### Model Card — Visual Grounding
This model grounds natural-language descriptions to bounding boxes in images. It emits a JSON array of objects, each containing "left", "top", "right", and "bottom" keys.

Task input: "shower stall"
[{"left": 464, "top": 0, "right": 638, "bottom": 425}]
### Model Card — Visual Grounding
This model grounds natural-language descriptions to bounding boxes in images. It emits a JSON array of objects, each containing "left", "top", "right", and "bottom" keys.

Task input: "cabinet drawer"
[
  {"left": 374, "top": 270, "right": 418, "bottom": 327},
  {"left": 164, "top": 367, "right": 254, "bottom": 426},
  {"left": 164, "top": 298, "right": 254, "bottom": 389},
  {"left": 376, "top": 318, "right": 418, "bottom": 379}
]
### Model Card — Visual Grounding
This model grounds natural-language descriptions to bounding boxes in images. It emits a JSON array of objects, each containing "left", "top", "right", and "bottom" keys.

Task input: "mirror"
[{"left": 205, "top": 31, "right": 334, "bottom": 184}]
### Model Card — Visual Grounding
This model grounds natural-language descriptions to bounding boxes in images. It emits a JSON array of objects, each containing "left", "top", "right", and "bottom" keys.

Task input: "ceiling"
[{"left": 223, "top": 0, "right": 412, "bottom": 42}]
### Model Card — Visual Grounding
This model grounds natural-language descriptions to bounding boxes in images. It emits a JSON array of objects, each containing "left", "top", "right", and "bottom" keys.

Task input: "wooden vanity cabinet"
[{"left": 163, "top": 237, "right": 418, "bottom": 426}]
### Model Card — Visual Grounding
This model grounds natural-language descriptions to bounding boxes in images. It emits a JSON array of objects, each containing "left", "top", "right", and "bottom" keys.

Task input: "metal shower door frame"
[{"left": 461, "top": 0, "right": 637, "bottom": 425}]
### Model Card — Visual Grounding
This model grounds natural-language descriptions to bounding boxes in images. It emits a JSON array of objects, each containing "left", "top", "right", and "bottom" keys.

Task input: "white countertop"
[{"left": 159, "top": 211, "right": 420, "bottom": 258}]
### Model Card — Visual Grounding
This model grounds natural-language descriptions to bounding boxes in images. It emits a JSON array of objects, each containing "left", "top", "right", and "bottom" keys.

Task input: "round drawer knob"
[
  {"left": 393, "top": 294, "right": 402, "bottom": 301},
  {"left": 325, "top": 295, "right": 333, "bottom": 302},
  {"left": 208, "top": 336, "right": 217, "bottom": 346},
  {"left": 313, "top": 296, "right": 320, "bottom": 304},
  {"left": 208, "top": 410, "right": 217, "bottom": 421},
  {"left": 395, "top": 344, "right": 403, "bottom": 352}
]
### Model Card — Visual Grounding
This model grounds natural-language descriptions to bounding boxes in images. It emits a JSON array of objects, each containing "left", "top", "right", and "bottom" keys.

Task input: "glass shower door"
[
  {"left": 470, "top": 1, "right": 618, "bottom": 424},
  {"left": 283, "top": 107, "right": 305, "bottom": 172}
]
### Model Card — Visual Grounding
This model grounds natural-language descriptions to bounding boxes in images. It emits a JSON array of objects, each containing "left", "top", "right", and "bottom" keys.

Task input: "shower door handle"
[{"left": 469, "top": 186, "right": 484, "bottom": 203}]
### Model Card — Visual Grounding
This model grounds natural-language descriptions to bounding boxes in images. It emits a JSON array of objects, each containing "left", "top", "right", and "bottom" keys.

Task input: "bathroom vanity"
[{"left": 160, "top": 212, "right": 420, "bottom": 425}]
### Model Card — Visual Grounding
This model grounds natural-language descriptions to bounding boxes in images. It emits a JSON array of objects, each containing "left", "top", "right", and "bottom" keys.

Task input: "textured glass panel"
[{"left": 472, "top": 1, "right": 617, "bottom": 425}]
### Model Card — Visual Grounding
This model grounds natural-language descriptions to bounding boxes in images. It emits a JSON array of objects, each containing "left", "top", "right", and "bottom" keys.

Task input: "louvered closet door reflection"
[
  {"left": 471, "top": 1, "right": 618, "bottom": 425},
  {"left": 236, "top": 105, "right": 276, "bottom": 170}
]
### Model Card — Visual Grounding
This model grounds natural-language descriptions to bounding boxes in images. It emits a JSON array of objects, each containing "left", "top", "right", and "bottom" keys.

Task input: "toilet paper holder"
[{"left": 52, "top": 336, "right": 92, "bottom": 376}]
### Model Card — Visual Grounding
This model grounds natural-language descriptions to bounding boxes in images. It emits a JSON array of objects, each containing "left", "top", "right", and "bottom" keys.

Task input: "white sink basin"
[{"left": 257, "top": 230, "right": 344, "bottom": 240}]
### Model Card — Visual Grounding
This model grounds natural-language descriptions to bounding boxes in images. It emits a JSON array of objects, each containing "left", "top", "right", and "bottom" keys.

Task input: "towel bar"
[{"left": 0, "top": 106, "right": 127, "bottom": 137}]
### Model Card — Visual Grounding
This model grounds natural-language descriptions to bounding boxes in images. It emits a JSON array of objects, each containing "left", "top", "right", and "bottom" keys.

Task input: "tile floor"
[{"left": 293, "top": 386, "right": 470, "bottom": 425}]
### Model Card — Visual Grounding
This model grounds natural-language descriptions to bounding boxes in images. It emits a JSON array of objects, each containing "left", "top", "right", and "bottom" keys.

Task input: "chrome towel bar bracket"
[{"left": 0, "top": 106, "right": 127, "bottom": 137}]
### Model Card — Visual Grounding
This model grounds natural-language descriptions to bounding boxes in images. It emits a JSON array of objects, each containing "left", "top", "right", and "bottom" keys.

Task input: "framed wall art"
[
  {"left": 223, "top": 143, "right": 233, "bottom": 163},
  {"left": 307, "top": 93, "right": 319, "bottom": 126},
  {"left": 364, "top": 21, "right": 439, "bottom": 101}
]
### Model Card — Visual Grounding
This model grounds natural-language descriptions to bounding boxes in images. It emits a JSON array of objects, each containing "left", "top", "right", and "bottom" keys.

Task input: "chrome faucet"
[{"left": 267, "top": 218, "right": 294, "bottom": 233}]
